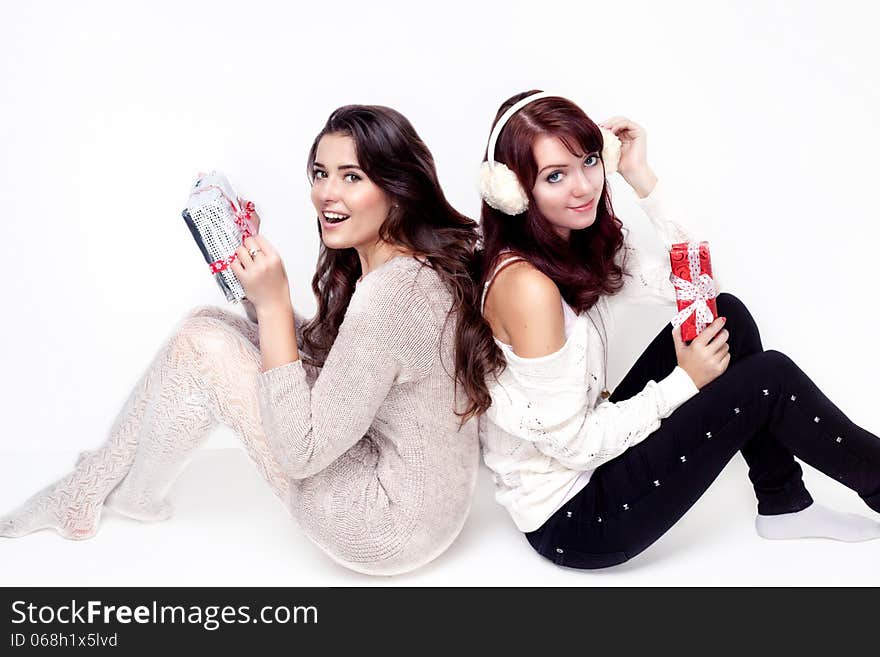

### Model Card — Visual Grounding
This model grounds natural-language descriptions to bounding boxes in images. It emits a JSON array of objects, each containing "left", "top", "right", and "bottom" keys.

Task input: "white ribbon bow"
[{"left": 669, "top": 241, "right": 717, "bottom": 335}]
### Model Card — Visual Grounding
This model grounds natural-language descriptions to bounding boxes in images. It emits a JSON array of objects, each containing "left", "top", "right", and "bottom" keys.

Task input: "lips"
[
  {"left": 322, "top": 210, "right": 350, "bottom": 225},
  {"left": 569, "top": 199, "right": 595, "bottom": 212}
]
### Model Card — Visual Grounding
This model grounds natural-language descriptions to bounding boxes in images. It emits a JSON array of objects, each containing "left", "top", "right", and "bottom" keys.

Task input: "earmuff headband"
[
  {"left": 479, "top": 91, "right": 620, "bottom": 215},
  {"left": 485, "top": 91, "right": 556, "bottom": 170}
]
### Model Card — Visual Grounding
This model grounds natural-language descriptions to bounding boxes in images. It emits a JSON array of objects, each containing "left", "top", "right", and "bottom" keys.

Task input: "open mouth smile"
[{"left": 322, "top": 211, "right": 350, "bottom": 225}]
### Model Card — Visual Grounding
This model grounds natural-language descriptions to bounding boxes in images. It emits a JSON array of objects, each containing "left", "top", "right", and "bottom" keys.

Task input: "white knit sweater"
[{"left": 479, "top": 180, "right": 704, "bottom": 532}]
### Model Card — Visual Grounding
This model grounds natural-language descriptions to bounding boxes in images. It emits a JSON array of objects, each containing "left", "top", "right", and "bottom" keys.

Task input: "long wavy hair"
[
  {"left": 302, "top": 104, "right": 490, "bottom": 423},
  {"left": 476, "top": 91, "right": 629, "bottom": 376}
]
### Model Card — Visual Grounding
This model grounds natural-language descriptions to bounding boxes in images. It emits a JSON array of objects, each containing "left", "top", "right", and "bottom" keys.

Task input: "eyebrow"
[
  {"left": 537, "top": 163, "right": 569, "bottom": 175},
  {"left": 312, "top": 162, "right": 363, "bottom": 171}
]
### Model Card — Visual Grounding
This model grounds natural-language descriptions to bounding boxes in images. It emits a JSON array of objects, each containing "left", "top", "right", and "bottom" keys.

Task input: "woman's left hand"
[
  {"left": 230, "top": 234, "right": 292, "bottom": 314},
  {"left": 599, "top": 116, "right": 656, "bottom": 196}
]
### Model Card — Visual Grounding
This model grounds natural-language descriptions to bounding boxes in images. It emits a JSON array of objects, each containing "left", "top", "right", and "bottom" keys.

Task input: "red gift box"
[{"left": 669, "top": 241, "right": 718, "bottom": 341}]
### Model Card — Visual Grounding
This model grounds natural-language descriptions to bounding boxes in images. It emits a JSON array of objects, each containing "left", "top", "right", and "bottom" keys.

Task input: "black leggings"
[{"left": 524, "top": 292, "right": 880, "bottom": 569}]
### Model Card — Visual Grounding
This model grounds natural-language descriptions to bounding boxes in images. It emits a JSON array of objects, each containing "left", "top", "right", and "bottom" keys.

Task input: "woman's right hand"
[{"left": 672, "top": 317, "right": 730, "bottom": 389}]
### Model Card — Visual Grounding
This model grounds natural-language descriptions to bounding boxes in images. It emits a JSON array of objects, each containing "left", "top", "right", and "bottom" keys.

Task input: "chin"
[
  {"left": 320, "top": 231, "right": 355, "bottom": 250},
  {"left": 557, "top": 215, "right": 597, "bottom": 232}
]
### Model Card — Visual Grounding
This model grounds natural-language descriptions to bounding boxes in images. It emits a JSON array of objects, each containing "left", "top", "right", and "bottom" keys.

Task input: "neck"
[
  {"left": 553, "top": 225, "right": 572, "bottom": 241},
  {"left": 356, "top": 240, "right": 410, "bottom": 279}
]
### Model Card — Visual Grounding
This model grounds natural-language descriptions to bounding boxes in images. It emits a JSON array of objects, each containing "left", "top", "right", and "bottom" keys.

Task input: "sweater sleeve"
[
  {"left": 616, "top": 179, "right": 710, "bottom": 305},
  {"left": 633, "top": 178, "right": 694, "bottom": 252},
  {"left": 254, "top": 266, "right": 437, "bottom": 480},
  {"left": 486, "top": 323, "right": 699, "bottom": 471}
]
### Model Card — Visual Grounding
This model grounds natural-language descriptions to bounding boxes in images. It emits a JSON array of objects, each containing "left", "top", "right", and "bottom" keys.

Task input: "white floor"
[{"left": 1, "top": 447, "right": 878, "bottom": 587}]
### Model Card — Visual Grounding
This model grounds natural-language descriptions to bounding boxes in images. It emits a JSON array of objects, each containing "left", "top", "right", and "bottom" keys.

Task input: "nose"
[
  {"left": 571, "top": 169, "right": 594, "bottom": 198},
  {"left": 316, "top": 175, "right": 341, "bottom": 205}
]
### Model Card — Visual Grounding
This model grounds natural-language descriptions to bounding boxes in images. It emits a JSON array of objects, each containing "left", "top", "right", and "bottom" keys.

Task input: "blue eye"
[
  {"left": 547, "top": 171, "right": 563, "bottom": 183},
  {"left": 584, "top": 153, "right": 600, "bottom": 167}
]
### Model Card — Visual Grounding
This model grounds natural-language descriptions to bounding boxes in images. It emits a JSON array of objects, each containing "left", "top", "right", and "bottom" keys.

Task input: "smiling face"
[
  {"left": 530, "top": 134, "right": 605, "bottom": 240},
  {"left": 309, "top": 133, "right": 394, "bottom": 251}
]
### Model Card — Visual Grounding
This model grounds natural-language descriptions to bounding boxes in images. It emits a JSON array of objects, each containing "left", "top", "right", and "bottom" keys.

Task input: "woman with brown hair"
[
  {"left": 0, "top": 105, "right": 486, "bottom": 576},
  {"left": 474, "top": 90, "right": 880, "bottom": 569}
]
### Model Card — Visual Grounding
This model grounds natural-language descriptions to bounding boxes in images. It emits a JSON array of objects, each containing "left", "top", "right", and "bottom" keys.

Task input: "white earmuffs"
[{"left": 478, "top": 91, "right": 621, "bottom": 216}]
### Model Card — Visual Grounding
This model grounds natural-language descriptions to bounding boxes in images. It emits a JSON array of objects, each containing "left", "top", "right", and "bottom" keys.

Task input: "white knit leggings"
[{"left": 0, "top": 305, "right": 294, "bottom": 540}]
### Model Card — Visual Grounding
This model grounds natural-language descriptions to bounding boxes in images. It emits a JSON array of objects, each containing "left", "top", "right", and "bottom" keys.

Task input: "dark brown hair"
[{"left": 302, "top": 104, "right": 490, "bottom": 423}]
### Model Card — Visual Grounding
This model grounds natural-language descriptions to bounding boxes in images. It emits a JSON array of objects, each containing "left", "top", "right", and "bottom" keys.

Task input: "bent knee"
[
  {"left": 751, "top": 349, "right": 799, "bottom": 380},
  {"left": 716, "top": 292, "right": 760, "bottom": 333},
  {"left": 173, "top": 315, "right": 247, "bottom": 361},
  {"left": 761, "top": 349, "right": 794, "bottom": 368},
  {"left": 184, "top": 305, "right": 226, "bottom": 321},
  {"left": 716, "top": 292, "right": 749, "bottom": 318}
]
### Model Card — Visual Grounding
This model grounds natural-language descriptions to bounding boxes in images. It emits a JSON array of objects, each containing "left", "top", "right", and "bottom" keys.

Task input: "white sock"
[{"left": 756, "top": 501, "right": 880, "bottom": 542}]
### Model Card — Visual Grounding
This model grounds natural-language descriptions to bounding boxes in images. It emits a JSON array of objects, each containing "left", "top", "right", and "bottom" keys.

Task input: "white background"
[{"left": 2, "top": 0, "right": 879, "bottom": 585}]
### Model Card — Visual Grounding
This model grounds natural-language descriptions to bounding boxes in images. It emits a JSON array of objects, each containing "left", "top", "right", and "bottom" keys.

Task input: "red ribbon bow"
[{"left": 207, "top": 197, "right": 255, "bottom": 274}]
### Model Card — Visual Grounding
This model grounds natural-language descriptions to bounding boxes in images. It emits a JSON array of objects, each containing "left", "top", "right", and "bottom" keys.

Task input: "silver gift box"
[{"left": 181, "top": 171, "right": 249, "bottom": 302}]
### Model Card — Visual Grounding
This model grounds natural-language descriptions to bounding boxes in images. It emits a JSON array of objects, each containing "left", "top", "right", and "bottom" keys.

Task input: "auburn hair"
[{"left": 475, "top": 90, "right": 629, "bottom": 383}]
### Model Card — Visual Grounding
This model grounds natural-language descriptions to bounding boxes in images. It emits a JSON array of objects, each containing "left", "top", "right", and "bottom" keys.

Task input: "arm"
[
  {"left": 242, "top": 297, "right": 313, "bottom": 351},
  {"left": 599, "top": 118, "right": 714, "bottom": 304},
  {"left": 240, "top": 205, "right": 315, "bottom": 336},
  {"left": 255, "top": 267, "right": 436, "bottom": 480},
  {"left": 632, "top": 175, "right": 693, "bottom": 251},
  {"left": 487, "top": 332, "right": 699, "bottom": 471},
  {"left": 600, "top": 120, "right": 693, "bottom": 254},
  {"left": 488, "top": 260, "right": 699, "bottom": 471},
  {"left": 615, "top": 176, "right": 705, "bottom": 304}
]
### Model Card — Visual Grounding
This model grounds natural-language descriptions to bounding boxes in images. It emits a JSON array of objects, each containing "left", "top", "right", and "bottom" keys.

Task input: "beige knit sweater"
[{"left": 253, "top": 256, "right": 479, "bottom": 576}]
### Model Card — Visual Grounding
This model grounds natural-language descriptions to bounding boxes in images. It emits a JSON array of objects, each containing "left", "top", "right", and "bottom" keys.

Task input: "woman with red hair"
[{"left": 475, "top": 90, "right": 880, "bottom": 569}]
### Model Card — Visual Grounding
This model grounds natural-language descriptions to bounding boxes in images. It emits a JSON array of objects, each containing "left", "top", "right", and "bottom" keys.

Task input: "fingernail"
[{"left": 720, "top": 316, "right": 727, "bottom": 323}]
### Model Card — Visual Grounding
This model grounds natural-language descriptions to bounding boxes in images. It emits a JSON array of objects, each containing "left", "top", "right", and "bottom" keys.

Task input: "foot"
[
  {"left": 104, "top": 486, "right": 174, "bottom": 523},
  {"left": 0, "top": 483, "right": 100, "bottom": 540},
  {"left": 756, "top": 501, "right": 880, "bottom": 542}
]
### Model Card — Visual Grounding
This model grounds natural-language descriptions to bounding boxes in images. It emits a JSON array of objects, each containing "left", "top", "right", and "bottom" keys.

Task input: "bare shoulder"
[
  {"left": 485, "top": 260, "right": 566, "bottom": 358},
  {"left": 489, "top": 260, "right": 561, "bottom": 315}
]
